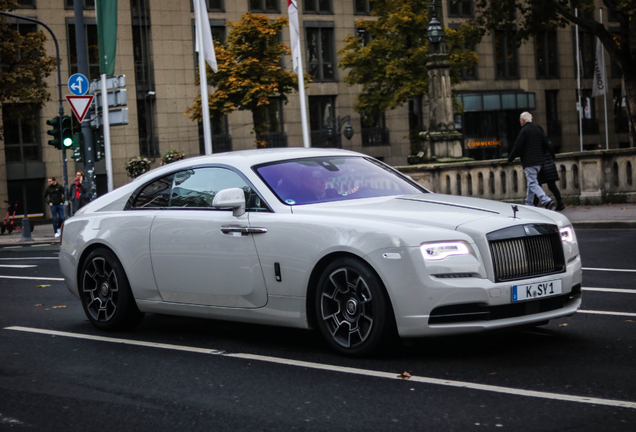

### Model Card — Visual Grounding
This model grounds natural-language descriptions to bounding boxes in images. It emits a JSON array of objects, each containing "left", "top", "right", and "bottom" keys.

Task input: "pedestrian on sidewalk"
[
  {"left": 507, "top": 112, "right": 555, "bottom": 210},
  {"left": 69, "top": 171, "right": 89, "bottom": 215},
  {"left": 43, "top": 177, "right": 64, "bottom": 237},
  {"left": 533, "top": 127, "right": 565, "bottom": 211}
]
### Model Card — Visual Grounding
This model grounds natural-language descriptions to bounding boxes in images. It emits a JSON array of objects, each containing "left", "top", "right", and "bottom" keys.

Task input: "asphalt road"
[{"left": 0, "top": 230, "right": 635, "bottom": 431}]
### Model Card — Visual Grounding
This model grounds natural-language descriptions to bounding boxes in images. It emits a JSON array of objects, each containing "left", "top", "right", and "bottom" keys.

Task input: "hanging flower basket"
[
  {"left": 161, "top": 149, "right": 186, "bottom": 165},
  {"left": 125, "top": 156, "right": 152, "bottom": 178}
]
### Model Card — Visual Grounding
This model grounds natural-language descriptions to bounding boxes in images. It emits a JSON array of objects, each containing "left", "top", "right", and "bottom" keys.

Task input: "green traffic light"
[{"left": 63, "top": 137, "right": 73, "bottom": 147}]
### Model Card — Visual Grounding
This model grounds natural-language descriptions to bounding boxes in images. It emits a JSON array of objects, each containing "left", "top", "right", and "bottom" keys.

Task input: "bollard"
[{"left": 19, "top": 217, "right": 34, "bottom": 242}]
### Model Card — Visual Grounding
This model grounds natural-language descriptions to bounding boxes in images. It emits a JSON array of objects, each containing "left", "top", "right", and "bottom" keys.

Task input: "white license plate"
[{"left": 512, "top": 279, "right": 562, "bottom": 302}]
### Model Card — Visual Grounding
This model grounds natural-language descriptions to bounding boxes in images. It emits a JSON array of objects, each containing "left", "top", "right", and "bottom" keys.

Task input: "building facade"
[{"left": 0, "top": 0, "right": 631, "bottom": 218}]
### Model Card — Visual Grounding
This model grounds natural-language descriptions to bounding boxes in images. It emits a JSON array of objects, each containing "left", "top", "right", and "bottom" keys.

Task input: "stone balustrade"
[{"left": 397, "top": 148, "right": 636, "bottom": 205}]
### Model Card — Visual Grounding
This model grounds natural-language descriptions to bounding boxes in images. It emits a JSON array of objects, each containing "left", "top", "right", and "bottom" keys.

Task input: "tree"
[
  {"left": 338, "top": 0, "right": 479, "bottom": 155},
  {"left": 185, "top": 13, "right": 308, "bottom": 147},
  {"left": 472, "top": 0, "right": 636, "bottom": 146},
  {"left": 0, "top": 0, "right": 56, "bottom": 141}
]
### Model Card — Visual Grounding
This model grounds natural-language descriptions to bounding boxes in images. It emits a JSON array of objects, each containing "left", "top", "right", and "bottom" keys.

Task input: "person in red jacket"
[{"left": 507, "top": 112, "right": 555, "bottom": 210}]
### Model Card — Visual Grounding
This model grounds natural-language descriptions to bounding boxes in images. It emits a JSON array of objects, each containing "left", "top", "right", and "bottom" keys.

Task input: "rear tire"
[
  {"left": 79, "top": 248, "right": 144, "bottom": 330},
  {"left": 315, "top": 257, "right": 394, "bottom": 356}
]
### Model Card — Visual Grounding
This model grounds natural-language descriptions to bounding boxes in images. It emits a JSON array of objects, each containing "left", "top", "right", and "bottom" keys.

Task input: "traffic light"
[
  {"left": 71, "top": 132, "right": 84, "bottom": 162},
  {"left": 94, "top": 132, "right": 105, "bottom": 161},
  {"left": 46, "top": 117, "right": 62, "bottom": 149},
  {"left": 61, "top": 115, "right": 73, "bottom": 148}
]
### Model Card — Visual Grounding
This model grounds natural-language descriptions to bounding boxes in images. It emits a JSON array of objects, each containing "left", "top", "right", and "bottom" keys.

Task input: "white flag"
[
  {"left": 194, "top": 0, "right": 218, "bottom": 73},
  {"left": 288, "top": 0, "right": 301, "bottom": 73},
  {"left": 591, "top": 38, "right": 607, "bottom": 97}
]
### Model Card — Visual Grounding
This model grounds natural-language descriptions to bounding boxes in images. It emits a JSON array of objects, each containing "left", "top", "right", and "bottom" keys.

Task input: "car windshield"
[{"left": 255, "top": 156, "right": 426, "bottom": 205}]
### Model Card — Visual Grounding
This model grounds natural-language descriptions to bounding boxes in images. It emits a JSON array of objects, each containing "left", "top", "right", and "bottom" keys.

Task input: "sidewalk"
[{"left": 0, "top": 203, "right": 635, "bottom": 246}]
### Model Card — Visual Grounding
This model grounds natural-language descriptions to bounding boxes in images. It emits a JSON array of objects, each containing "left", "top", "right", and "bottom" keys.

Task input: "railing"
[
  {"left": 361, "top": 127, "right": 390, "bottom": 147},
  {"left": 397, "top": 148, "right": 636, "bottom": 205},
  {"left": 257, "top": 131, "right": 288, "bottom": 148}
]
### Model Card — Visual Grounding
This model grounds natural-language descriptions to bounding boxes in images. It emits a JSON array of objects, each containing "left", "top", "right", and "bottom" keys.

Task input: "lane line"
[
  {"left": 583, "top": 267, "right": 636, "bottom": 273},
  {"left": 0, "top": 265, "right": 37, "bottom": 269},
  {"left": 583, "top": 287, "right": 636, "bottom": 294},
  {"left": 578, "top": 310, "right": 636, "bottom": 317},
  {"left": 5, "top": 326, "right": 636, "bottom": 410},
  {"left": 0, "top": 275, "right": 64, "bottom": 281},
  {"left": 0, "top": 257, "right": 58, "bottom": 260}
]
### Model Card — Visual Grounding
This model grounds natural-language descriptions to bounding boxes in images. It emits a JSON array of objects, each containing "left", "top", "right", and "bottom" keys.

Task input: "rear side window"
[{"left": 133, "top": 175, "right": 174, "bottom": 208}]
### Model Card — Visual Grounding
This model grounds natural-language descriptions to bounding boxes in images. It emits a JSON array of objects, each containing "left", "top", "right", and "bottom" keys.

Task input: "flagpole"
[
  {"left": 297, "top": 45, "right": 310, "bottom": 148},
  {"left": 575, "top": 9, "right": 583, "bottom": 152},
  {"left": 194, "top": 0, "right": 213, "bottom": 155},
  {"left": 288, "top": 0, "right": 310, "bottom": 148},
  {"left": 600, "top": 8, "right": 609, "bottom": 149}
]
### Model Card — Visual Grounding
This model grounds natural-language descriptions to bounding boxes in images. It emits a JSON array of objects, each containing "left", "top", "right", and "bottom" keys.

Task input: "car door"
[{"left": 149, "top": 167, "right": 268, "bottom": 308}]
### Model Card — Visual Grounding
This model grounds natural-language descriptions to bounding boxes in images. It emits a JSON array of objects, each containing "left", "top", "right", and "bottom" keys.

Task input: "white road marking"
[
  {"left": 583, "top": 287, "right": 636, "bottom": 294},
  {"left": 2, "top": 246, "right": 22, "bottom": 249},
  {"left": 5, "top": 326, "right": 636, "bottom": 410},
  {"left": 583, "top": 267, "right": 636, "bottom": 273},
  {"left": 0, "top": 275, "right": 64, "bottom": 281},
  {"left": 31, "top": 244, "right": 51, "bottom": 247},
  {"left": 0, "top": 413, "right": 23, "bottom": 425},
  {"left": 0, "top": 265, "right": 37, "bottom": 268},
  {"left": 0, "top": 257, "right": 58, "bottom": 260},
  {"left": 578, "top": 310, "right": 636, "bottom": 317}
]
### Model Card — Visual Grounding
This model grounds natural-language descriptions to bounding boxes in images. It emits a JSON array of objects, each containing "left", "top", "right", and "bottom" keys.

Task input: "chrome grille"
[{"left": 487, "top": 225, "right": 565, "bottom": 282}]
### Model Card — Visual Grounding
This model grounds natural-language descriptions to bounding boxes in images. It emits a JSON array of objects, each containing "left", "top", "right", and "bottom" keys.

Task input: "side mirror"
[{"left": 213, "top": 188, "right": 246, "bottom": 217}]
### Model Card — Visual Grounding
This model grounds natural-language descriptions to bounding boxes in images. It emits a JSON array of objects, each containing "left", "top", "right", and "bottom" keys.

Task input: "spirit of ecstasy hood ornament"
[{"left": 510, "top": 205, "right": 519, "bottom": 219}]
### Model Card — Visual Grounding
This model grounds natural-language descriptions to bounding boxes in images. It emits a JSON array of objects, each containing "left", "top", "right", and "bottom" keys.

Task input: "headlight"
[
  {"left": 560, "top": 226, "right": 574, "bottom": 243},
  {"left": 421, "top": 242, "right": 470, "bottom": 261}
]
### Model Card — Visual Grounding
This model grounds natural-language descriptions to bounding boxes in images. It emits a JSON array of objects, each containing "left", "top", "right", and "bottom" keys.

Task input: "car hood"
[{"left": 290, "top": 193, "right": 561, "bottom": 233}]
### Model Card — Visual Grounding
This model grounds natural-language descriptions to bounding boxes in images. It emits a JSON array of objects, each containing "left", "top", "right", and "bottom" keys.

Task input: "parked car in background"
[{"left": 60, "top": 148, "right": 582, "bottom": 356}]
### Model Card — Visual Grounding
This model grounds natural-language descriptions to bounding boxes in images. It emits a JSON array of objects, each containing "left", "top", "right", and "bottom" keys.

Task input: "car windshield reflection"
[{"left": 255, "top": 156, "right": 426, "bottom": 205}]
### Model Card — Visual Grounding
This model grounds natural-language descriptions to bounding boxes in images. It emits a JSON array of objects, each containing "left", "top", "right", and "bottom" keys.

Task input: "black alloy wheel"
[
  {"left": 79, "top": 248, "right": 144, "bottom": 330},
  {"left": 315, "top": 257, "right": 394, "bottom": 356}
]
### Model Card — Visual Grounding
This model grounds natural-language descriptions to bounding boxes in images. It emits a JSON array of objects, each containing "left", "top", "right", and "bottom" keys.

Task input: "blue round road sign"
[{"left": 68, "top": 73, "right": 89, "bottom": 96}]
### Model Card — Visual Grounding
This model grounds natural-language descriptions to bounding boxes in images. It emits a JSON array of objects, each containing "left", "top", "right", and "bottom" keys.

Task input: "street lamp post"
[
  {"left": 422, "top": 0, "right": 463, "bottom": 160},
  {"left": 326, "top": 115, "right": 354, "bottom": 148}
]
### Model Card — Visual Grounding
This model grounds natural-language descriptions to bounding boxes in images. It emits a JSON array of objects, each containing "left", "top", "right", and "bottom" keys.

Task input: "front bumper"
[{"left": 367, "top": 247, "right": 583, "bottom": 338}]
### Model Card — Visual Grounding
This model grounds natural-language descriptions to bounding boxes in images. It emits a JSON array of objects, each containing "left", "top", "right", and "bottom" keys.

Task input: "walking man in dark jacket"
[
  {"left": 43, "top": 177, "right": 65, "bottom": 237},
  {"left": 507, "top": 112, "right": 555, "bottom": 210}
]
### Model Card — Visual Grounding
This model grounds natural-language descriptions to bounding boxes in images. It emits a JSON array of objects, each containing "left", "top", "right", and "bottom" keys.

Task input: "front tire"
[
  {"left": 315, "top": 257, "right": 394, "bottom": 356},
  {"left": 79, "top": 248, "right": 144, "bottom": 330}
]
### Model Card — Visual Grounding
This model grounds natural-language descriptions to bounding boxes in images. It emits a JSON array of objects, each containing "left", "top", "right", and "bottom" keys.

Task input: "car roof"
[{"left": 133, "top": 147, "right": 364, "bottom": 183}]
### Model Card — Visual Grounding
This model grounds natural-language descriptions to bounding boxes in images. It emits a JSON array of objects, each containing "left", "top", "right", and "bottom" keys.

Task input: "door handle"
[{"left": 220, "top": 226, "right": 267, "bottom": 234}]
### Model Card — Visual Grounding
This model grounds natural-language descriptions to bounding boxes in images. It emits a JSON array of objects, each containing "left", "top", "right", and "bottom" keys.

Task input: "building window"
[
  {"left": 249, "top": 0, "right": 279, "bottom": 13},
  {"left": 354, "top": 0, "right": 372, "bottom": 15},
  {"left": 2, "top": 104, "right": 40, "bottom": 163},
  {"left": 131, "top": 0, "right": 158, "bottom": 158},
  {"left": 545, "top": 90, "right": 561, "bottom": 151},
  {"left": 614, "top": 88, "right": 629, "bottom": 134},
  {"left": 65, "top": 0, "right": 95, "bottom": 9},
  {"left": 356, "top": 27, "right": 371, "bottom": 47},
  {"left": 304, "top": 0, "right": 332, "bottom": 14},
  {"left": 306, "top": 24, "right": 335, "bottom": 81},
  {"left": 610, "top": 30, "right": 622, "bottom": 78},
  {"left": 255, "top": 98, "right": 287, "bottom": 148},
  {"left": 309, "top": 96, "right": 338, "bottom": 147},
  {"left": 575, "top": 29, "right": 595, "bottom": 79},
  {"left": 198, "top": 116, "right": 232, "bottom": 154},
  {"left": 535, "top": 31, "right": 558, "bottom": 78},
  {"left": 361, "top": 113, "right": 389, "bottom": 147},
  {"left": 449, "top": 0, "right": 472, "bottom": 18},
  {"left": 450, "top": 24, "right": 477, "bottom": 79},
  {"left": 577, "top": 89, "right": 599, "bottom": 136},
  {"left": 67, "top": 20, "right": 100, "bottom": 80},
  {"left": 494, "top": 29, "right": 518, "bottom": 79},
  {"left": 17, "top": 0, "right": 36, "bottom": 8}
]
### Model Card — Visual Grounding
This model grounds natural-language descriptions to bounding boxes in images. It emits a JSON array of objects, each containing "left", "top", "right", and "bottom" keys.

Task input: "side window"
[
  {"left": 133, "top": 175, "right": 174, "bottom": 208},
  {"left": 169, "top": 167, "right": 268, "bottom": 211}
]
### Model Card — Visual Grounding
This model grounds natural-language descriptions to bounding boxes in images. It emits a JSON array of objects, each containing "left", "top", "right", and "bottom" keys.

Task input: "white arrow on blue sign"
[{"left": 68, "top": 73, "right": 89, "bottom": 96}]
